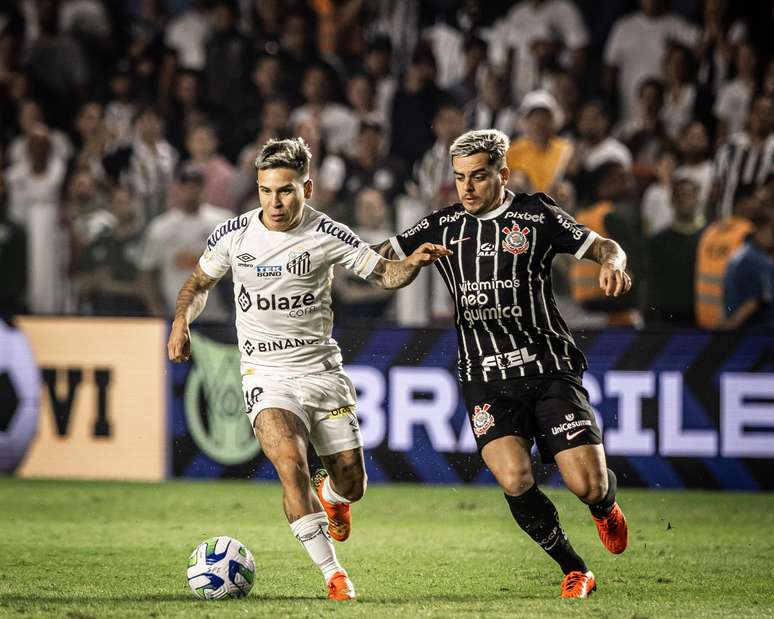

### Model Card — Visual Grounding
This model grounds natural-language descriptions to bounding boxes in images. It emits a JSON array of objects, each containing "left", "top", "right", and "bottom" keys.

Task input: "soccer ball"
[{"left": 187, "top": 536, "right": 256, "bottom": 599}]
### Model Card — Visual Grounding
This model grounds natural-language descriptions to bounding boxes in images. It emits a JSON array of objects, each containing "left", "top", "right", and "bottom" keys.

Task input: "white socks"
[
  {"left": 290, "top": 512, "right": 342, "bottom": 582},
  {"left": 322, "top": 476, "right": 350, "bottom": 505}
]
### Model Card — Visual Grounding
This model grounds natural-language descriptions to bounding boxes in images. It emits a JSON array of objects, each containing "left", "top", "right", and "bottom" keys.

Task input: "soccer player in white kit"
[{"left": 167, "top": 138, "right": 450, "bottom": 601}]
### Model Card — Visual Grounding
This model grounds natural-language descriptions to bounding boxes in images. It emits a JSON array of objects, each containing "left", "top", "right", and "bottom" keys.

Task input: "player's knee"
[
  {"left": 571, "top": 475, "right": 608, "bottom": 504},
  {"left": 498, "top": 470, "right": 535, "bottom": 497},
  {"left": 334, "top": 469, "right": 367, "bottom": 502}
]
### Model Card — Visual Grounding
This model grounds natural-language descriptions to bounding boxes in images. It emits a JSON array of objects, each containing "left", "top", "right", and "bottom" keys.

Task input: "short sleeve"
[
  {"left": 321, "top": 219, "right": 381, "bottom": 279},
  {"left": 198, "top": 223, "right": 231, "bottom": 279},
  {"left": 603, "top": 20, "right": 624, "bottom": 67},
  {"left": 138, "top": 221, "right": 163, "bottom": 271},
  {"left": 389, "top": 213, "right": 442, "bottom": 259},
  {"left": 539, "top": 194, "right": 597, "bottom": 258}
]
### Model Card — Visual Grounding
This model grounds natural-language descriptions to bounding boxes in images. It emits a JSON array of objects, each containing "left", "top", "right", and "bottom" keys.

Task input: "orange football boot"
[
  {"left": 327, "top": 570, "right": 356, "bottom": 601},
  {"left": 312, "top": 469, "right": 351, "bottom": 542},
  {"left": 561, "top": 571, "right": 596, "bottom": 598},
  {"left": 592, "top": 502, "right": 629, "bottom": 554}
]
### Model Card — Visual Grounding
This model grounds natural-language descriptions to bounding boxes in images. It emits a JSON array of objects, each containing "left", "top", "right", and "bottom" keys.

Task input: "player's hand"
[
  {"left": 406, "top": 242, "right": 453, "bottom": 268},
  {"left": 167, "top": 318, "right": 192, "bottom": 362},
  {"left": 599, "top": 262, "right": 632, "bottom": 297}
]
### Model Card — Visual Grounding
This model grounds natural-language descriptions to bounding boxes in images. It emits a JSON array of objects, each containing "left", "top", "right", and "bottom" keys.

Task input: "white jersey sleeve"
[
  {"left": 315, "top": 216, "right": 381, "bottom": 279},
  {"left": 198, "top": 214, "right": 247, "bottom": 279}
]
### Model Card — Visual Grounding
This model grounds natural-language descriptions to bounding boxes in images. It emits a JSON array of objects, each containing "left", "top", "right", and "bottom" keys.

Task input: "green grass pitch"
[{"left": 1, "top": 478, "right": 772, "bottom": 618}]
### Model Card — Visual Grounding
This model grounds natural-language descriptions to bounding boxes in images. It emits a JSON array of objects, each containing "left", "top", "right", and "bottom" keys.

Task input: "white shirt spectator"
[
  {"left": 604, "top": 11, "right": 698, "bottom": 120},
  {"left": 714, "top": 78, "right": 753, "bottom": 138},
  {"left": 489, "top": 0, "right": 588, "bottom": 101},
  {"left": 641, "top": 181, "right": 673, "bottom": 237},
  {"left": 8, "top": 130, "right": 72, "bottom": 167},
  {"left": 164, "top": 9, "right": 210, "bottom": 70},
  {"left": 583, "top": 137, "right": 633, "bottom": 171},
  {"left": 5, "top": 157, "right": 68, "bottom": 313},
  {"left": 676, "top": 161, "right": 713, "bottom": 216},
  {"left": 289, "top": 104, "right": 359, "bottom": 157},
  {"left": 140, "top": 204, "right": 233, "bottom": 322},
  {"left": 662, "top": 84, "right": 696, "bottom": 139}
]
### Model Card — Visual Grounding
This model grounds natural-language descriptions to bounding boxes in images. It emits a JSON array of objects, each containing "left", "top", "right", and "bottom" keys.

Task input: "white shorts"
[{"left": 242, "top": 368, "right": 363, "bottom": 457}]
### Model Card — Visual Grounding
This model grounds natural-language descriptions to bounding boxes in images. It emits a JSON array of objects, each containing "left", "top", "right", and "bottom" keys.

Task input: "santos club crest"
[
  {"left": 501, "top": 224, "right": 530, "bottom": 255},
  {"left": 472, "top": 403, "right": 495, "bottom": 437}
]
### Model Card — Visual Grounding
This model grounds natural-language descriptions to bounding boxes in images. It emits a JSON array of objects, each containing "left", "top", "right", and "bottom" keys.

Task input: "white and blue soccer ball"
[{"left": 187, "top": 536, "right": 256, "bottom": 599}]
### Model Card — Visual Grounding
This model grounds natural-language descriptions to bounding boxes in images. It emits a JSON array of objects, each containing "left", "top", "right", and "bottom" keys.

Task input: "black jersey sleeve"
[
  {"left": 388, "top": 212, "right": 444, "bottom": 259},
  {"left": 538, "top": 193, "right": 598, "bottom": 258}
]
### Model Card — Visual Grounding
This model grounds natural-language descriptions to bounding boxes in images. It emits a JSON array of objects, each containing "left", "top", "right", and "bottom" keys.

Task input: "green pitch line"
[{"left": 0, "top": 478, "right": 772, "bottom": 618}]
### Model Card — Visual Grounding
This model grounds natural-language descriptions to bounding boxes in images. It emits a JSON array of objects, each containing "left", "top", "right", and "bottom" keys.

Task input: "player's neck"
[{"left": 477, "top": 189, "right": 508, "bottom": 217}]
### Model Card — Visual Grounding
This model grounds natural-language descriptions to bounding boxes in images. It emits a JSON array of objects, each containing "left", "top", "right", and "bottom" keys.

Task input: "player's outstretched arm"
[
  {"left": 367, "top": 242, "right": 452, "bottom": 290},
  {"left": 584, "top": 236, "right": 632, "bottom": 297},
  {"left": 167, "top": 265, "right": 220, "bottom": 362}
]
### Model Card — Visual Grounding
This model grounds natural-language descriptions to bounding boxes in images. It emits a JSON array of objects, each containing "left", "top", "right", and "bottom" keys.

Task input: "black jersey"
[{"left": 389, "top": 190, "right": 598, "bottom": 383}]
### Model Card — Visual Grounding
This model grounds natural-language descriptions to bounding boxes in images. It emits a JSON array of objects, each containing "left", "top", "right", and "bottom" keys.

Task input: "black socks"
[
  {"left": 588, "top": 468, "right": 618, "bottom": 519},
  {"left": 504, "top": 485, "right": 588, "bottom": 575}
]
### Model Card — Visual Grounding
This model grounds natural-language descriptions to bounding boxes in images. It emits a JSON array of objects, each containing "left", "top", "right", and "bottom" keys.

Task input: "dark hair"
[{"left": 255, "top": 137, "right": 312, "bottom": 176}]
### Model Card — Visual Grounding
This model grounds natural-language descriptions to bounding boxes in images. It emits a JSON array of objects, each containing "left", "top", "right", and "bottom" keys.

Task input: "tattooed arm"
[
  {"left": 584, "top": 236, "right": 632, "bottom": 297},
  {"left": 367, "top": 242, "right": 452, "bottom": 290},
  {"left": 167, "top": 265, "right": 220, "bottom": 362}
]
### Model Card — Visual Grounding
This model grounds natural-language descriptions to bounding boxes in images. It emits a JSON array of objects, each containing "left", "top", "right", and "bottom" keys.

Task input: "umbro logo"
[{"left": 237, "top": 252, "right": 256, "bottom": 262}]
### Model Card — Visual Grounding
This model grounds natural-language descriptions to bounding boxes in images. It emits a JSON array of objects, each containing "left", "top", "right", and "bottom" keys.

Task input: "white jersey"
[{"left": 199, "top": 205, "right": 382, "bottom": 375}]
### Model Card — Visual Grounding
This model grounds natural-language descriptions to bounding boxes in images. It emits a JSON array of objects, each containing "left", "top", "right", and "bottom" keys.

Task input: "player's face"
[
  {"left": 257, "top": 167, "right": 312, "bottom": 232},
  {"left": 452, "top": 152, "right": 509, "bottom": 215}
]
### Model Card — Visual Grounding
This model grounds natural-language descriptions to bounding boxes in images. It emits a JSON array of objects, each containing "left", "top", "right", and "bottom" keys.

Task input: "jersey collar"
[{"left": 472, "top": 189, "right": 516, "bottom": 221}]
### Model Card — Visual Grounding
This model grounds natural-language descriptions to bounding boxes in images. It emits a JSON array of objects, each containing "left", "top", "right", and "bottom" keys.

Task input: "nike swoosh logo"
[
  {"left": 566, "top": 428, "right": 587, "bottom": 441},
  {"left": 449, "top": 237, "right": 470, "bottom": 245}
]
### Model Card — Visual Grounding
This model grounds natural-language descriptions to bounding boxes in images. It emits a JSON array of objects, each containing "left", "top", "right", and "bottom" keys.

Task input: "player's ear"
[
  {"left": 499, "top": 165, "right": 510, "bottom": 187},
  {"left": 304, "top": 177, "right": 313, "bottom": 199}
]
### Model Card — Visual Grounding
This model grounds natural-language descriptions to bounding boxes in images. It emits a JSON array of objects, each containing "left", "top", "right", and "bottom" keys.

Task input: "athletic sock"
[
  {"left": 322, "top": 476, "right": 350, "bottom": 505},
  {"left": 289, "top": 512, "right": 343, "bottom": 582},
  {"left": 589, "top": 469, "right": 618, "bottom": 519},
  {"left": 504, "top": 485, "right": 588, "bottom": 575}
]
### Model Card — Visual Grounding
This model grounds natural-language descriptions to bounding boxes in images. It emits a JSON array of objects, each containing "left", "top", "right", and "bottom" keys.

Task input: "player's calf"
[
  {"left": 587, "top": 469, "right": 629, "bottom": 554},
  {"left": 313, "top": 469, "right": 353, "bottom": 542}
]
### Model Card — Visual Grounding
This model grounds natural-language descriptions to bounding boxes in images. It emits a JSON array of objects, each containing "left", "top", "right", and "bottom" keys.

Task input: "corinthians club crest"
[
  {"left": 472, "top": 403, "right": 495, "bottom": 437},
  {"left": 501, "top": 223, "right": 530, "bottom": 255}
]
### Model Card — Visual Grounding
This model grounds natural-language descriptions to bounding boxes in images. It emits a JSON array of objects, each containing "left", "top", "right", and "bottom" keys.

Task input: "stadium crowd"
[{"left": 0, "top": 0, "right": 772, "bottom": 328}]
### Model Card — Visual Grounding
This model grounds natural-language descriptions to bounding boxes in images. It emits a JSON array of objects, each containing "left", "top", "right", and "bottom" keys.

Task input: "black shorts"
[{"left": 461, "top": 374, "right": 602, "bottom": 462}]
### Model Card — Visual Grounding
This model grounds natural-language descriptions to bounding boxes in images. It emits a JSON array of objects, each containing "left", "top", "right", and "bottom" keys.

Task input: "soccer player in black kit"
[{"left": 373, "top": 129, "right": 631, "bottom": 598}]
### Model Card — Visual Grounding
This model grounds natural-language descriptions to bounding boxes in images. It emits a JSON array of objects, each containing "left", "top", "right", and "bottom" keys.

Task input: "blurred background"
[{"left": 0, "top": 0, "right": 772, "bottom": 490}]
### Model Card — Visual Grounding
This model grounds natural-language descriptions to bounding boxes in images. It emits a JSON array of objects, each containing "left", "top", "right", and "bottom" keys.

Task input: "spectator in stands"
[
  {"left": 467, "top": 67, "right": 519, "bottom": 137},
  {"left": 489, "top": 0, "right": 589, "bottom": 102},
  {"left": 0, "top": 174, "right": 27, "bottom": 320},
  {"left": 570, "top": 160, "right": 641, "bottom": 326},
  {"left": 448, "top": 36, "right": 488, "bottom": 109},
  {"left": 66, "top": 169, "right": 114, "bottom": 261},
  {"left": 676, "top": 120, "right": 713, "bottom": 216},
  {"left": 551, "top": 70, "right": 580, "bottom": 136},
  {"left": 661, "top": 43, "right": 697, "bottom": 140},
  {"left": 713, "top": 42, "right": 758, "bottom": 143},
  {"left": 362, "top": 36, "right": 397, "bottom": 131},
  {"left": 139, "top": 163, "right": 231, "bottom": 321},
  {"left": 321, "top": 121, "right": 407, "bottom": 219},
  {"left": 202, "top": 0, "right": 252, "bottom": 131},
  {"left": 103, "top": 105, "right": 178, "bottom": 225},
  {"left": 389, "top": 47, "right": 440, "bottom": 170},
  {"left": 507, "top": 90, "right": 574, "bottom": 194},
  {"left": 641, "top": 147, "right": 679, "bottom": 237},
  {"left": 567, "top": 99, "right": 632, "bottom": 199},
  {"left": 603, "top": 0, "right": 698, "bottom": 121},
  {"left": 346, "top": 72, "right": 387, "bottom": 139},
  {"left": 710, "top": 94, "right": 774, "bottom": 221},
  {"left": 332, "top": 187, "right": 395, "bottom": 322},
  {"left": 180, "top": 123, "right": 236, "bottom": 211},
  {"left": 103, "top": 63, "right": 137, "bottom": 150},
  {"left": 163, "top": 0, "right": 210, "bottom": 71},
  {"left": 646, "top": 174, "right": 705, "bottom": 326},
  {"left": 289, "top": 64, "right": 356, "bottom": 157},
  {"left": 238, "top": 55, "right": 292, "bottom": 143},
  {"left": 75, "top": 186, "right": 147, "bottom": 316},
  {"left": 614, "top": 78, "right": 670, "bottom": 171},
  {"left": 165, "top": 70, "right": 210, "bottom": 159},
  {"left": 722, "top": 205, "right": 774, "bottom": 329},
  {"left": 409, "top": 100, "right": 466, "bottom": 213},
  {"left": 695, "top": 188, "right": 758, "bottom": 329},
  {"left": 8, "top": 99, "right": 72, "bottom": 167},
  {"left": 4, "top": 127, "right": 67, "bottom": 314},
  {"left": 71, "top": 100, "right": 107, "bottom": 182}
]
